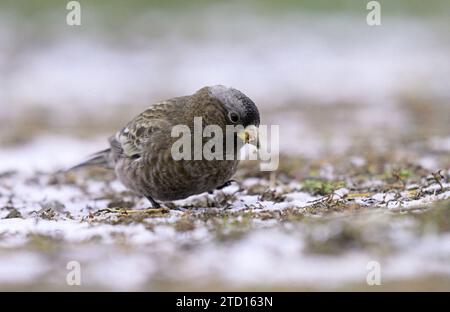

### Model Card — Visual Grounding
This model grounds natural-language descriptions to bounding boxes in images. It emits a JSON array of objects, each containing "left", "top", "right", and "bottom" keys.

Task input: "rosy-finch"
[{"left": 73, "top": 86, "right": 260, "bottom": 207}]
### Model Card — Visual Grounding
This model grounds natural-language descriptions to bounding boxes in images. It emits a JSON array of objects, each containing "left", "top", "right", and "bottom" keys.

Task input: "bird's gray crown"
[{"left": 208, "top": 85, "right": 260, "bottom": 127}]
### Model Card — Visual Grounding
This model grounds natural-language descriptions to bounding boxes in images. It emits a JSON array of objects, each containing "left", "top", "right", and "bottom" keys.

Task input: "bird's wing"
[{"left": 110, "top": 100, "right": 178, "bottom": 159}]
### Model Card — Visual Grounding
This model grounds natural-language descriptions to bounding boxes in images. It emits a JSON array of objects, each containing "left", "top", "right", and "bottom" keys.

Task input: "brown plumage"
[{"left": 73, "top": 85, "right": 260, "bottom": 207}]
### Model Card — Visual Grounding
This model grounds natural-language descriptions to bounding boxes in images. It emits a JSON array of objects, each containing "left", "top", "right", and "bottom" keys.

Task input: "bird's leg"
[
  {"left": 101, "top": 195, "right": 167, "bottom": 215},
  {"left": 145, "top": 195, "right": 161, "bottom": 208},
  {"left": 136, "top": 196, "right": 170, "bottom": 214}
]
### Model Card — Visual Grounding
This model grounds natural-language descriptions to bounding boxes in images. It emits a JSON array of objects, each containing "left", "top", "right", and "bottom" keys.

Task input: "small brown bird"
[{"left": 73, "top": 85, "right": 260, "bottom": 207}]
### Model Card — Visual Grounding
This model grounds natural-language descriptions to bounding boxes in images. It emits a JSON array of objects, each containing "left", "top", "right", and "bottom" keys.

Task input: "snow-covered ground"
[{"left": 0, "top": 135, "right": 449, "bottom": 290}]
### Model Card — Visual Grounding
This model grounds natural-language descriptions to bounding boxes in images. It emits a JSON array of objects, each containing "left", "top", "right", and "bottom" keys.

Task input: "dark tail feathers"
[{"left": 68, "top": 148, "right": 112, "bottom": 171}]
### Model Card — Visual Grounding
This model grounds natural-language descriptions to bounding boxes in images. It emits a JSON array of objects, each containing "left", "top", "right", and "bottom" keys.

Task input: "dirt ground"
[{"left": 1, "top": 99, "right": 449, "bottom": 291}]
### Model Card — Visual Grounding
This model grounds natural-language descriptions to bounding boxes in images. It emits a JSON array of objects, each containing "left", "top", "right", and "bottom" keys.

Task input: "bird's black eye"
[{"left": 228, "top": 111, "right": 240, "bottom": 123}]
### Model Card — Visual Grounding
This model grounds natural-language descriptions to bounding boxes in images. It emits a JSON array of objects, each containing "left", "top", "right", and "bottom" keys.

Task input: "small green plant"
[{"left": 301, "top": 179, "right": 346, "bottom": 195}]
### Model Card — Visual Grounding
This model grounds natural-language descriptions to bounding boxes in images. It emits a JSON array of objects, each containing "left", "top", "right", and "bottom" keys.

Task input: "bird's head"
[{"left": 206, "top": 85, "right": 260, "bottom": 147}]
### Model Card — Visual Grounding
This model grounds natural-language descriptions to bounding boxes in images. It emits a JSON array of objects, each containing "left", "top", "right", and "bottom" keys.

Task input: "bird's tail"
[{"left": 68, "top": 148, "right": 112, "bottom": 171}]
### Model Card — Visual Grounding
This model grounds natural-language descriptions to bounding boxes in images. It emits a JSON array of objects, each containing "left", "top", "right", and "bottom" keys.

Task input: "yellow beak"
[{"left": 237, "top": 125, "right": 259, "bottom": 148}]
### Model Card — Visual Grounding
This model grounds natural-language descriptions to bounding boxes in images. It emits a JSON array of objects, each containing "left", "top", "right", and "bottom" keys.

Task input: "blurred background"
[
  {"left": 0, "top": 0, "right": 449, "bottom": 291},
  {"left": 0, "top": 0, "right": 449, "bottom": 171}
]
